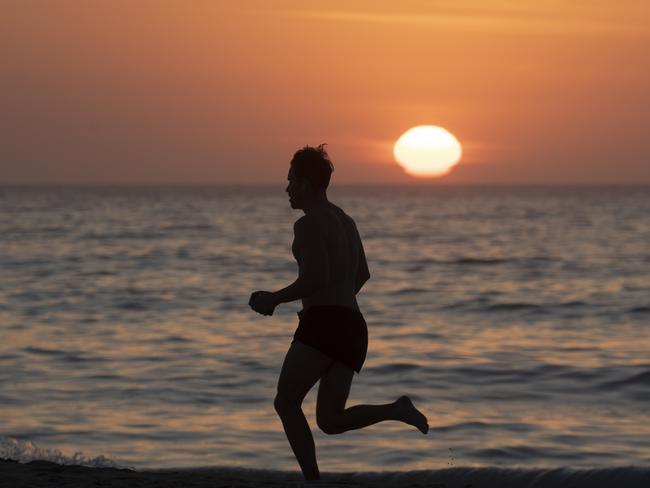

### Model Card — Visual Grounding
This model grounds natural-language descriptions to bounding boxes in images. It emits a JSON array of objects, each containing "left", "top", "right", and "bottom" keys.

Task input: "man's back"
[{"left": 293, "top": 202, "right": 369, "bottom": 312}]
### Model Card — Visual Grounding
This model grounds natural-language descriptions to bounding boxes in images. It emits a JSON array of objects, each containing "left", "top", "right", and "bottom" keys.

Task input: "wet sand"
[{"left": 2, "top": 459, "right": 650, "bottom": 488}]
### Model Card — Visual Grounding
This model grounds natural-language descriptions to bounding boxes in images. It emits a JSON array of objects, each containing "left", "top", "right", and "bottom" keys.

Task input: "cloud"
[{"left": 261, "top": 7, "right": 646, "bottom": 38}]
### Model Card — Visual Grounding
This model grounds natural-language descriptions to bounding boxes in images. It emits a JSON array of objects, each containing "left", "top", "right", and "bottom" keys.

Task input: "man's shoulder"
[
  {"left": 294, "top": 215, "right": 312, "bottom": 227},
  {"left": 294, "top": 204, "right": 356, "bottom": 232},
  {"left": 293, "top": 215, "right": 320, "bottom": 234},
  {"left": 328, "top": 202, "right": 356, "bottom": 227}
]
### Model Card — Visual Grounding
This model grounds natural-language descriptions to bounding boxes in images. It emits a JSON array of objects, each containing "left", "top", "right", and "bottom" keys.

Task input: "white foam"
[{"left": 0, "top": 436, "right": 129, "bottom": 469}]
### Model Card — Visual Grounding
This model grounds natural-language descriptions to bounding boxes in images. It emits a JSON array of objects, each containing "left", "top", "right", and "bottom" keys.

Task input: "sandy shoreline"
[
  {"left": 3, "top": 459, "right": 650, "bottom": 488},
  {"left": 3, "top": 459, "right": 305, "bottom": 487}
]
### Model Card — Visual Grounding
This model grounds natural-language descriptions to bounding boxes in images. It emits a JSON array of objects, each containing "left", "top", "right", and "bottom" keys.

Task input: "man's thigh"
[
  {"left": 316, "top": 360, "right": 354, "bottom": 420},
  {"left": 276, "top": 340, "right": 334, "bottom": 405}
]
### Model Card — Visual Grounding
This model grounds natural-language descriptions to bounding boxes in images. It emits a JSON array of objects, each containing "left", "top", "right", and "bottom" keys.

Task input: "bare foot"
[{"left": 395, "top": 395, "right": 429, "bottom": 434}]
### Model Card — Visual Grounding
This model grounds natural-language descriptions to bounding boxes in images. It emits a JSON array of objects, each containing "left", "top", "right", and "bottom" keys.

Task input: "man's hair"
[{"left": 290, "top": 144, "right": 334, "bottom": 192}]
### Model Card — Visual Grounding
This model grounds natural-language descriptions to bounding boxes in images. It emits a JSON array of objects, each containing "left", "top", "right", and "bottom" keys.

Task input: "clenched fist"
[{"left": 249, "top": 290, "right": 277, "bottom": 316}]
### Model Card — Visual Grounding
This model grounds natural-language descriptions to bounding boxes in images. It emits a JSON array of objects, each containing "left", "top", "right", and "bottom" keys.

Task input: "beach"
[{"left": 2, "top": 459, "right": 650, "bottom": 488}]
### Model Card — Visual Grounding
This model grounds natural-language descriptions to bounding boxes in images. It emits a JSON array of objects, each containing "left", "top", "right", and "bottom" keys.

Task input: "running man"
[{"left": 249, "top": 144, "right": 429, "bottom": 482}]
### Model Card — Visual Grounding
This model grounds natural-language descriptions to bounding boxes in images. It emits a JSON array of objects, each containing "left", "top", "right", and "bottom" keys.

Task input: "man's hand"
[{"left": 249, "top": 290, "right": 277, "bottom": 316}]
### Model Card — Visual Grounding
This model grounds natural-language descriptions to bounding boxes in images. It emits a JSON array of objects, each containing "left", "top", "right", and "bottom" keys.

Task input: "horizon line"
[{"left": 2, "top": 182, "right": 650, "bottom": 188}]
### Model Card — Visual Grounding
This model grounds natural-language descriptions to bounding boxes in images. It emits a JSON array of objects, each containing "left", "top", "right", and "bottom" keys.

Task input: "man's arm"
[
  {"left": 272, "top": 217, "right": 329, "bottom": 306},
  {"left": 272, "top": 277, "right": 323, "bottom": 306}
]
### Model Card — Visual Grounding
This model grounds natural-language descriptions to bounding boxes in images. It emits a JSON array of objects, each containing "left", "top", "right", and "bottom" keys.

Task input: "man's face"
[{"left": 286, "top": 166, "right": 308, "bottom": 209}]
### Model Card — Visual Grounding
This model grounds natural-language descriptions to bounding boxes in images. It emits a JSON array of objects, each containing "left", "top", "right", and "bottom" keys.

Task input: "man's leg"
[
  {"left": 316, "top": 361, "right": 429, "bottom": 435},
  {"left": 274, "top": 340, "right": 334, "bottom": 480}
]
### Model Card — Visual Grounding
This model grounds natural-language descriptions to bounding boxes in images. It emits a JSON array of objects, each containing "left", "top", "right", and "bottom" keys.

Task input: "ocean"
[{"left": 1, "top": 184, "right": 649, "bottom": 474}]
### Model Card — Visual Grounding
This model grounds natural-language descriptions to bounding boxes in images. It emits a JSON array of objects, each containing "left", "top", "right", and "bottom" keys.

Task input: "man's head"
[{"left": 286, "top": 144, "right": 334, "bottom": 209}]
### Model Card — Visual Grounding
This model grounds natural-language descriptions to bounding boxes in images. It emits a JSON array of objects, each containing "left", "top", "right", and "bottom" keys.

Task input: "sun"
[{"left": 393, "top": 125, "right": 462, "bottom": 177}]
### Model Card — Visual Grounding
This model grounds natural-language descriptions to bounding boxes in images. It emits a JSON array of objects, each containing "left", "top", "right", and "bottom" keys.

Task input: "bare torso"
[{"left": 292, "top": 202, "right": 362, "bottom": 313}]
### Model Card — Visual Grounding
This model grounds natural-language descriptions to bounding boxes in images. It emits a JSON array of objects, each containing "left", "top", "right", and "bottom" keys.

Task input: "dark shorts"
[{"left": 291, "top": 305, "right": 368, "bottom": 374}]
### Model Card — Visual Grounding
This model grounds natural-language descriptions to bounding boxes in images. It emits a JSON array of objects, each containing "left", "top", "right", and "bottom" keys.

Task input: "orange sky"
[{"left": 1, "top": 0, "right": 648, "bottom": 184}]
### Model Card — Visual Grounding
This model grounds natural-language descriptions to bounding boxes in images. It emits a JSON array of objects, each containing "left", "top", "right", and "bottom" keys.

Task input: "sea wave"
[
  {"left": 600, "top": 369, "right": 650, "bottom": 389},
  {"left": 441, "top": 299, "right": 588, "bottom": 314}
]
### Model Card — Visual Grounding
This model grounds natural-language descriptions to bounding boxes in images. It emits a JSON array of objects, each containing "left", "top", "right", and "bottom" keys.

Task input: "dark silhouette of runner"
[{"left": 249, "top": 144, "right": 428, "bottom": 483}]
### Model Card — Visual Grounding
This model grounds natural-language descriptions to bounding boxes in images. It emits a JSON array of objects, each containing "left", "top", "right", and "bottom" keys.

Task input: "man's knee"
[
  {"left": 274, "top": 394, "right": 301, "bottom": 415},
  {"left": 316, "top": 413, "right": 344, "bottom": 435}
]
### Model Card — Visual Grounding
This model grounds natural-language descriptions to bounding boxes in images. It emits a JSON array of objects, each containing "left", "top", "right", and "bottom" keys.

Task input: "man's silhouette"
[{"left": 249, "top": 144, "right": 428, "bottom": 482}]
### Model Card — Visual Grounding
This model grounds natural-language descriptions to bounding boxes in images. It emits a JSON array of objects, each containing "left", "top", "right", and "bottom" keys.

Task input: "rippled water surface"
[{"left": 1, "top": 185, "right": 649, "bottom": 470}]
